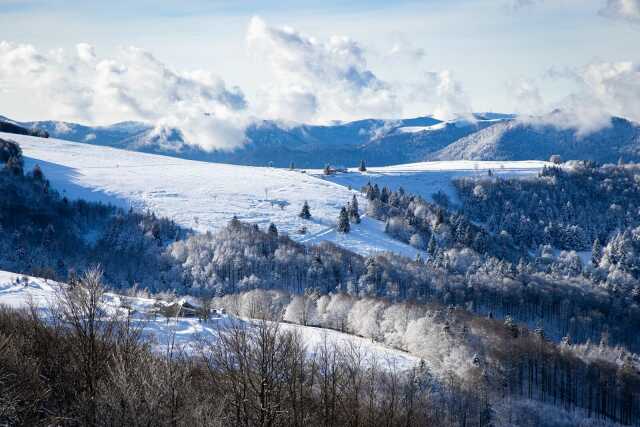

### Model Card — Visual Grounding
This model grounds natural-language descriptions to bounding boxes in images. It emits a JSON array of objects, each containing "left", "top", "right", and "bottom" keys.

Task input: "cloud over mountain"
[
  {"left": 247, "top": 16, "right": 400, "bottom": 123},
  {"left": 0, "top": 41, "right": 248, "bottom": 150}
]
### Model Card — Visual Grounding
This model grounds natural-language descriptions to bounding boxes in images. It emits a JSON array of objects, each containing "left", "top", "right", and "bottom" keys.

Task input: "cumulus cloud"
[
  {"left": 0, "top": 41, "right": 248, "bottom": 151},
  {"left": 518, "top": 61, "right": 640, "bottom": 135},
  {"left": 599, "top": 0, "right": 640, "bottom": 24},
  {"left": 385, "top": 33, "right": 426, "bottom": 63},
  {"left": 247, "top": 16, "right": 400, "bottom": 123},
  {"left": 509, "top": 78, "right": 544, "bottom": 115},
  {"left": 424, "top": 70, "right": 474, "bottom": 122}
]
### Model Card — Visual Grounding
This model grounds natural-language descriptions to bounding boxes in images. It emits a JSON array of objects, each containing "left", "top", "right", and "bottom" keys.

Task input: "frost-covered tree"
[
  {"left": 337, "top": 207, "right": 350, "bottom": 233},
  {"left": 592, "top": 238, "right": 603, "bottom": 266},
  {"left": 348, "top": 195, "right": 360, "bottom": 224},
  {"left": 299, "top": 201, "right": 311, "bottom": 220}
]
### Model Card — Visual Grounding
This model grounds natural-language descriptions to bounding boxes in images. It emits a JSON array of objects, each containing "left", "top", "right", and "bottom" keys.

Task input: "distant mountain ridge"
[
  {"left": 0, "top": 115, "right": 49, "bottom": 138},
  {"left": 3, "top": 112, "right": 639, "bottom": 166},
  {"left": 2, "top": 113, "right": 510, "bottom": 167}
]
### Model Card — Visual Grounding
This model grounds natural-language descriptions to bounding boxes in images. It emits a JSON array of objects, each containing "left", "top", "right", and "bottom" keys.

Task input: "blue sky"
[{"left": 0, "top": 0, "right": 638, "bottom": 128}]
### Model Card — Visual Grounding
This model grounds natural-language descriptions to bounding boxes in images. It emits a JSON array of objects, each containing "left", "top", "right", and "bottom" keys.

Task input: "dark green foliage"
[
  {"left": 348, "top": 195, "right": 360, "bottom": 223},
  {"left": 337, "top": 207, "right": 350, "bottom": 233},
  {"left": 299, "top": 201, "right": 311, "bottom": 219}
]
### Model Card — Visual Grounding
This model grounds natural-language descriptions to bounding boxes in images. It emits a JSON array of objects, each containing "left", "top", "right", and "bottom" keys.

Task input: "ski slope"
[
  {"left": 4, "top": 132, "right": 420, "bottom": 258},
  {"left": 314, "top": 160, "right": 549, "bottom": 204},
  {"left": 0, "top": 270, "right": 420, "bottom": 369}
]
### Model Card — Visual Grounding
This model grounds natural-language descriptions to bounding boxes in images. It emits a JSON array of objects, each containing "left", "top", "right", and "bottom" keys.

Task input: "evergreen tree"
[
  {"left": 229, "top": 215, "right": 241, "bottom": 229},
  {"left": 358, "top": 159, "right": 367, "bottom": 172},
  {"left": 372, "top": 184, "right": 380, "bottom": 200},
  {"left": 32, "top": 164, "right": 44, "bottom": 181},
  {"left": 5, "top": 155, "right": 23, "bottom": 176},
  {"left": 348, "top": 195, "right": 360, "bottom": 223},
  {"left": 337, "top": 207, "right": 350, "bottom": 233},
  {"left": 299, "top": 201, "right": 311, "bottom": 220},
  {"left": 268, "top": 222, "right": 278, "bottom": 237},
  {"left": 380, "top": 187, "right": 390, "bottom": 203},
  {"left": 427, "top": 235, "right": 438, "bottom": 257},
  {"left": 592, "top": 238, "right": 603, "bottom": 266}
]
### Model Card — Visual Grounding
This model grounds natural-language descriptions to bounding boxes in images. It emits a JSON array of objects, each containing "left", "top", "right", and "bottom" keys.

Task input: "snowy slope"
[
  {"left": 314, "top": 160, "right": 549, "bottom": 203},
  {"left": 3, "top": 132, "right": 420, "bottom": 258},
  {"left": 0, "top": 270, "right": 420, "bottom": 369},
  {"left": 430, "top": 116, "right": 640, "bottom": 163}
]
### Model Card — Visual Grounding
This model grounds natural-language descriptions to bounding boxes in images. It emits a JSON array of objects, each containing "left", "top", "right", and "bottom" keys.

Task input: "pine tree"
[
  {"left": 370, "top": 183, "right": 379, "bottom": 199},
  {"left": 299, "top": 201, "right": 311, "bottom": 219},
  {"left": 229, "top": 215, "right": 241, "bottom": 229},
  {"left": 337, "top": 207, "right": 350, "bottom": 233},
  {"left": 32, "top": 164, "right": 44, "bottom": 181},
  {"left": 348, "top": 195, "right": 360, "bottom": 223},
  {"left": 592, "top": 238, "right": 603, "bottom": 266},
  {"left": 380, "top": 187, "right": 390, "bottom": 203},
  {"left": 5, "top": 155, "right": 23, "bottom": 176},
  {"left": 268, "top": 223, "right": 278, "bottom": 237},
  {"left": 358, "top": 159, "right": 367, "bottom": 172},
  {"left": 427, "top": 235, "right": 438, "bottom": 257}
]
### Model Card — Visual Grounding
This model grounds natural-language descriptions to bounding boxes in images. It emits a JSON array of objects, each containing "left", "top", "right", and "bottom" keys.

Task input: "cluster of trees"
[
  {"left": 212, "top": 289, "right": 640, "bottom": 426},
  {"left": 0, "top": 137, "right": 184, "bottom": 289},
  {"left": 4, "top": 272, "right": 638, "bottom": 426},
  {"left": 361, "top": 181, "right": 523, "bottom": 261},
  {"left": 0, "top": 271, "right": 474, "bottom": 427},
  {"left": 454, "top": 163, "right": 640, "bottom": 251}
]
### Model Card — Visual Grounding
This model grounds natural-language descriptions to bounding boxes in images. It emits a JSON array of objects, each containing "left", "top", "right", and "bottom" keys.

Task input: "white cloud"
[
  {"left": 424, "top": 70, "right": 474, "bottom": 122},
  {"left": 518, "top": 60, "right": 640, "bottom": 135},
  {"left": 0, "top": 41, "right": 248, "bottom": 151},
  {"left": 76, "top": 43, "right": 96, "bottom": 63},
  {"left": 385, "top": 33, "right": 426, "bottom": 63},
  {"left": 599, "top": 0, "right": 640, "bottom": 24},
  {"left": 0, "top": 18, "right": 481, "bottom": 147},
  {"left": 509, "top": 78, "right": 544, "bottom": 115},
  {"left": 247, "top": 16, "right": 400, "bottom": 123}
]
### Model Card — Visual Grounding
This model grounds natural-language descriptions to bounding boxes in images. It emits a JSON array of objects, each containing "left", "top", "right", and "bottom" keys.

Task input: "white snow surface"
[
  {"left": 5, "top": 132, "right": 420, "bottom": 258},
  {"left": 0, "top": 270, "right": 420, "bottom": 369},
  {"left": 314, "top": 160, "right": 549, "bottom": 204}
]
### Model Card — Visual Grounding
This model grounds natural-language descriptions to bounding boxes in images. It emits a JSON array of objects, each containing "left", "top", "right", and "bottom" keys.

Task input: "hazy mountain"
[
  {"left": 430, "top": 116, "right": 640, "bottom": 164},
  {"left": 1, "top": 114, "right": 512, "bottom": 168}
]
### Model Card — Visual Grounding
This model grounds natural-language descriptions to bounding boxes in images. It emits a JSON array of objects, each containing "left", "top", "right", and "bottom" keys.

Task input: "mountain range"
[{"left": 2, "top": 112, "right": 639, "bottom": 167}]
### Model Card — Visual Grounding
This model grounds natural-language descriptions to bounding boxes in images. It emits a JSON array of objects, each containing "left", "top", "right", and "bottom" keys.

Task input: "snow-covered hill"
[
  {"left": 2, "top": 132, "right": 548, "bottom": 257},
  {"left": 4, "top": 132, "right": 420, "bottom": 258},
  {"left": 315, "top": 160, "right": 549, "bottom": 204},
  {"left": 430, "top": 116, "right": 640, "bottom": 164},
  {"left": 0, "top": 270, "right": 420, "bottom": 369}
]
